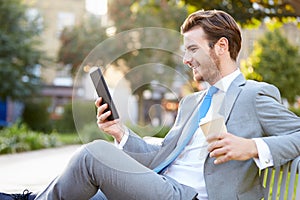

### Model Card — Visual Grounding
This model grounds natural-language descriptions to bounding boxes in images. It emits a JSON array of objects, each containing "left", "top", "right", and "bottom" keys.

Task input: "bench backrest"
[{"left": 262, "top": 156, "right": 300, "bottom": 200}]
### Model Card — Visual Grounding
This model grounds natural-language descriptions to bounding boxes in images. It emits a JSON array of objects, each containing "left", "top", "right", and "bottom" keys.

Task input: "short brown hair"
[{"left": 181, "top": 10, "right": 242, "bottom": 61}]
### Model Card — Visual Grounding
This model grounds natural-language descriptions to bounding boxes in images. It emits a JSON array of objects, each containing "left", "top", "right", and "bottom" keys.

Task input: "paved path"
[{"left": 0, "top": 145, "right": 81, "bottom": 193}]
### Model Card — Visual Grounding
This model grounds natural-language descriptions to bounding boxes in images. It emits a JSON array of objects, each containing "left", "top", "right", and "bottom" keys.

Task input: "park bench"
[{"left": 262, "top": 155, "right": 300, "bottom": 200}]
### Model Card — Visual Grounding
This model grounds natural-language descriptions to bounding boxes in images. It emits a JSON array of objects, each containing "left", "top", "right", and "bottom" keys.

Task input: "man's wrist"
[
  {"left": 115, "top": 132, "right": 124, "bottom": 143},
  {"left": 252, "top": 138, "right": 274, "bottom": 169},
  {"left": 114, "top": 126, "right": 129, "bottom": 149},
  {"left": 114, "top": 124, "right": 126, "bottom": 143},
  {"left": 250, "top": 139, "right": 259, "bottom": 158}
]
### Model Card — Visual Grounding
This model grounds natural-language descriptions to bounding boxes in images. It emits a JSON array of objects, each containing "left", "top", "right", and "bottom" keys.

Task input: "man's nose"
[{"left": 183, "top": 52, "right": 192, "bottom": 66}]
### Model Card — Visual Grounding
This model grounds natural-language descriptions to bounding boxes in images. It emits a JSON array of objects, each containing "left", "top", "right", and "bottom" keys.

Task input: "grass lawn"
[{"left": 56, "top": 133, "right": 82, "bottom": 145}]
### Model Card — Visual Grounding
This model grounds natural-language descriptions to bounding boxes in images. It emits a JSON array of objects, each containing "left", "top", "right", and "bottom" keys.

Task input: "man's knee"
[
  {"left": 84, "top": 140, "right": 150, "bottom": 173},
  {"left": 83, "top": 140, "right": 125, "bottom": 168},
  {"left": 85, "top": 140, "right": 116, "bottom": 157},
  {"left": 66, "top": 140, "right": 112, "bottom": 169}
]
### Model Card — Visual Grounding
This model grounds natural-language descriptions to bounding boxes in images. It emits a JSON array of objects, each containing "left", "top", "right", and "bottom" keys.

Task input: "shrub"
[
  {"left": 289, "top": 107, "right": 300, "bottom": 117},
  {"left": 126, "top": 123, "right": 170, "bottom": 138},
  {"left": 0, "top": 123, "right": 61, "bottom": 154},
  {"left": 55, "top": 100, "right": 96, "bottom": 134},
  {"left": 78, "top": 122, "right": 113, "bottom": 143},
  {"left": 54, "top": 102, "right": 76, "bottom": 133},
  {"left": 22, "top": 98, "right": 52, "bottom": 133}
]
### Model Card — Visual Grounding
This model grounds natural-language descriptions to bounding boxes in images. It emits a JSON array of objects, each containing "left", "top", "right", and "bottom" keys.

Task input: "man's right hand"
[{"left": 95, "top": 97, "right": 125, "bottom": 143}]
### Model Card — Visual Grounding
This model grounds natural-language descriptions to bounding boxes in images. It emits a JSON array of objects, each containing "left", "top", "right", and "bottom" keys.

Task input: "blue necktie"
[
  {"left": 198, "top": 86, "right": 218, "bottom": 120},
  {"left": 153, "top": 86, "right": 218, "bottom": 173}
]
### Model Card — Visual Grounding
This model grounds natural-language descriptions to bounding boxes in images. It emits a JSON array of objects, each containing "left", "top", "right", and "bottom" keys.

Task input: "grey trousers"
[{"left": 34, "top": 140, "right": 197, "bottom": 200}]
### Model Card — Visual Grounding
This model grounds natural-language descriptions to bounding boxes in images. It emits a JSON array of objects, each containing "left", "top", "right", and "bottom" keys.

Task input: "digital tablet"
[{"left": 89, "top": 67, "right": 119, "bottom": 120}]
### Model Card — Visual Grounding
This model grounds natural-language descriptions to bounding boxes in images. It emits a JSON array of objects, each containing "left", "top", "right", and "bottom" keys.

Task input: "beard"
[{"left": 201, "top": 49, "right": 221, "bottom": 84}]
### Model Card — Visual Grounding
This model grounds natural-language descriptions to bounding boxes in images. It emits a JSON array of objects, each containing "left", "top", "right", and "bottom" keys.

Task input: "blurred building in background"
[
  {"left": 24, "top": 0, "right": 86, "bottom": 82},
  {"left": 21, "top": 0, "right": 108, "bottom": 121}
]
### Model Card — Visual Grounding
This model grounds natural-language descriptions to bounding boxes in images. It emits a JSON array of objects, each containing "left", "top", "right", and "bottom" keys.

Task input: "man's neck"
[{"left": 220, "top": 59, "right": 238, "bottom": 78}]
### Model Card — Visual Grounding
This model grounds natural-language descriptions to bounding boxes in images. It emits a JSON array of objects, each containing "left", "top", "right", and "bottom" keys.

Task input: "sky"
[{"left": 85, "top": 0, "right": 108, "bottom": 15}]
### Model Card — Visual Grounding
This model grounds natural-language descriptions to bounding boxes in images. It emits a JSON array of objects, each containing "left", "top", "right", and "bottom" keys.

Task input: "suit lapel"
[
  {"left": 148, "top": 92, "right": 205, "bottom": 170},
  {"left": 176, "top": 91, "right": 206, "bottom": 146},
  {"left": 219, "top": 74, "right": 246, "bottom": 123}
]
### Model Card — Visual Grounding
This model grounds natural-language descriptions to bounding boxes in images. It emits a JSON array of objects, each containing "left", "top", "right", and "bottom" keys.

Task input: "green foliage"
[
  {"left": 57, "top": 0, "right": 187, "bottom": 125},
  {"left": 56, "top": 133, "right": 82, "bottom": 145},
  {"left": 57, "top": 17, "right": 108, "bottom": 75},
  {"left": 126, "top": 123, "right": 171, "bottom": 138},
  {"left": 241, "top": 29, "right": 300, "bottom": 104},
  {"left": 79, "top": 122, "right": 113, "bottom": 143},
  {"left": 181, "top": 0, "right": 299, "bottom": 26},
  {"left": 107, "top": 0, "right": 190, "bottom": 123},
  {"left": 72, "top": 99, "right": 97, "bottom": 132},
  {"left": 107, "top": 0, "right": 188, "bottom": 67},
  {"left": 0, "top": 123, "right": 60, "bottom": 154},
  {"left": 22, "top": 98, "right": 52, "bottom": 133},
  {"left": 55, "top": 100, "right": 98, "bottom": 134},
  {"left": 59, "top": 0, "right": 189, "bottom": 76},
  {"left": 109, "top": 0, "right": 188, "bottom": 31},
  {"left": 0, "top": 0, "right": 43, "bottom": 100},
  {"left": 54, "top": 103, "right": 76, "bottom": 133},
  {"left": 289, "top": 107, "right": 300, "bottom": 117}
]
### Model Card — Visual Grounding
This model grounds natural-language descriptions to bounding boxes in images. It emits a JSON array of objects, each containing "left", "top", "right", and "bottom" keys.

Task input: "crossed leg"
[{"left": 34, "top": 140, "right": 197, "bottom": 200}]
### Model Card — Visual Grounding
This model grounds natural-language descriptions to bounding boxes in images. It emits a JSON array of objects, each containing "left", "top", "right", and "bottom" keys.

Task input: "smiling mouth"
[{"left": 192, "top": 64, "right": 200, "bottom": 70}]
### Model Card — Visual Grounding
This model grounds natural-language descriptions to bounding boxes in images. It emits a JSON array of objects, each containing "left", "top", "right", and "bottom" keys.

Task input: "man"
[{"left": 2, "top": 9, "right": 300, "bottom": 200}]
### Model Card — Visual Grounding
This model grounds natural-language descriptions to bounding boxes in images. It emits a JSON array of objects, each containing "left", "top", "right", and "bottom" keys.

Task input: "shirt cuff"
[
  {"left": 114, "top": 127, "right": 129, "bottom": 150},
  {"left": 252, "top": 138, "right": 274, "bottom": 169}
]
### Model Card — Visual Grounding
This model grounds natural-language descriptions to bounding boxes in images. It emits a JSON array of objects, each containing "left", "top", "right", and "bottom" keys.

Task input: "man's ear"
[{"left": 214, "top": 37, "right": 229, "bottom": 56}]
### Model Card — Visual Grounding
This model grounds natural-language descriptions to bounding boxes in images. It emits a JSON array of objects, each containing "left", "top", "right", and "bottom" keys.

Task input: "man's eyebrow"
[{"left": 185, "top": 44, "right": 198, "bottom": 50}]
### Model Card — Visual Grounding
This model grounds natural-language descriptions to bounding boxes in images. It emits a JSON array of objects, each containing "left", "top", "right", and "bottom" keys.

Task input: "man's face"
[{"left": 183, "top": 27, "right": 221, "bottom": 84}]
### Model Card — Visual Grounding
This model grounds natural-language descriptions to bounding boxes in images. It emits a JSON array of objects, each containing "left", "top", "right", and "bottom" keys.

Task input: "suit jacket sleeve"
[{"left": 255, "top": 83, "right": 300, "bottom": 167}]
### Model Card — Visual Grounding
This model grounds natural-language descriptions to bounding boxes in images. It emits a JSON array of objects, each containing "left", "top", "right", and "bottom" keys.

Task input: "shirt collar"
[{"left": 214, "top": 68, "right": 241, "bottom": 92}]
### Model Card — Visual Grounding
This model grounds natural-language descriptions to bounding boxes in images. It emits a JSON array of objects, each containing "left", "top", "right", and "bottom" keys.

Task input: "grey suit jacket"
[{"left": 123, "top": 74, "right": 300, "bottom": 200}]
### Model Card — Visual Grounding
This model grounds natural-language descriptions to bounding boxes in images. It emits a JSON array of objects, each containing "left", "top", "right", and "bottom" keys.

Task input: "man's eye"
[{"left": 191, "top": 48, "right": 197, "bottom": 53}]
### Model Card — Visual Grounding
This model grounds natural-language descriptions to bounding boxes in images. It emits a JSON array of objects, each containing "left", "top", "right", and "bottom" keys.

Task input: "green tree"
[
  {"left": 22, "top": 98, "right": 52, "bottom": 133},
  {"left": 58, "top": 0, "right": 189, "bottom": 75},
  {"left": 241, "top": 29, "right": 300, "bottom": 104},
  {"left": 57, "top": 17, "right": 108, "bottom": 76},
  {"left": 108, "top": 0, "right": 188, "bottom": 31},
  {"left": 58, "top": 0, "right": 191, "bottom": 125},
  {"left": 107, "top": 0, "right": 189, "bottom": 124},
  {"left": 0, "top": 0, "right": 43, "bottom": 100},
  {"left": 182, "top": 0, "right": 300, "bottom": 26}
]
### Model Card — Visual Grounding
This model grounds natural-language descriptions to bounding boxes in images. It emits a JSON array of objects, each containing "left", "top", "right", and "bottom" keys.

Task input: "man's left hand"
[{"left": 206, "top": 132, "right": 258, "bottom": 165}]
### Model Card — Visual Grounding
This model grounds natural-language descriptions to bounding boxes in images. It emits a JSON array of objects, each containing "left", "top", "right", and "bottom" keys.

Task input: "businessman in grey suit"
[{"left": 3, "top": 9, "right": 300, "bottom": 200}]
